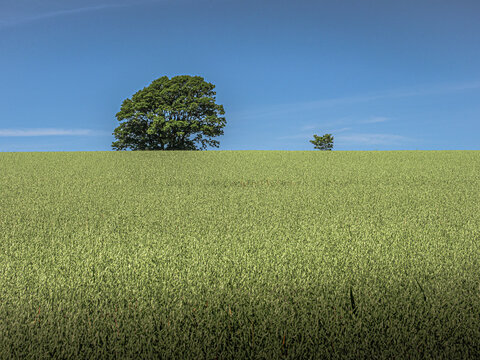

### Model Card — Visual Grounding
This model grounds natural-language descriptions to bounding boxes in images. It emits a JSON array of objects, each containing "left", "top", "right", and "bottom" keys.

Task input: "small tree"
[{"left": 310, "top": 133, "right": 334, "bottom": 150}]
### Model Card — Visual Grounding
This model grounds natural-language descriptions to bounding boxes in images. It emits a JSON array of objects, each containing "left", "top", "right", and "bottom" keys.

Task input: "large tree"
[{"left": 112, "top": 75, "right": 226, "bottom": 151}]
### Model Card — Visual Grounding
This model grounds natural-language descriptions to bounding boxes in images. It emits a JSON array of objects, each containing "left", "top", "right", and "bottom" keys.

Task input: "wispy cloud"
[
  {"left": 235, "top": 81, "right": 480, "bottom": 120},
  {"left": 299, "top": 124, "right": 318, "bottom": 131},
  {"left": 277, "top": 127, "right": 351, "bottom": 140},
  {"left": 299, "top": 118, "right": 352, "bottom": 130},
  {"left": 359, "top": 116, "right": 389, "bottom": 124},
  {"left": 0, "top": 3, "right": 133, "bottom": 27},
  {"left": 335, "top": 133, "right": 414, "bottom": 145},
  {"left": 0, "top": 128, "right": 109, "bottom": 137},
  {"left": 304, "top": 81, "right": 480, "bottom": 108},
  {"left": 300, "top": 116, "right": 389, "bottom": 131}
]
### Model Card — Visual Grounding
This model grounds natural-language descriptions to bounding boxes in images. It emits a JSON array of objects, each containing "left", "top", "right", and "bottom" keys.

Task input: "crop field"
[{"left": 0, "top": 150, "right": 479, "bottom": 359}]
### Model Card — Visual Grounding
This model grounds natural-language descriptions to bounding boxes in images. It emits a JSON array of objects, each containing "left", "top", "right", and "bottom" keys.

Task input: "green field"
[{"left": 1, "top": 151, "right": 479, "bottom": 359}]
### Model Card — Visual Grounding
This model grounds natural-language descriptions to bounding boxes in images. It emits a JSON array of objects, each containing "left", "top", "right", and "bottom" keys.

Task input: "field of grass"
[{"left": 0, "top": 150, "right": 479, "bottom": 359}]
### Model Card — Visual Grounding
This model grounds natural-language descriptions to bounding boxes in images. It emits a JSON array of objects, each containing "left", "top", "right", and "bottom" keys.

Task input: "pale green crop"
[{"left": 0, "top": 150, "right": 479, "bottom": 359}]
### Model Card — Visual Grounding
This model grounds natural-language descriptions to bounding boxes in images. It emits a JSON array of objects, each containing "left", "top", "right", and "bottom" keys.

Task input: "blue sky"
[{"left": 0, "top": 0, "right": 479, "bottom": 151}]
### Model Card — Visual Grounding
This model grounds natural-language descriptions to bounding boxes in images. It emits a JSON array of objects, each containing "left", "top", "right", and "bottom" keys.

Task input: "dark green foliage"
[
  {"left": 415, "top": 278, "right": 427, "bottom": 302},
  {"left": 349, "top": 286, "right": 357, "bottom": 316},
  {"left": 310, "top": 133, "right": 334, "bottom": 151},
  {"left": 112, "top": 75, "right": 226, "bottom": 151}
]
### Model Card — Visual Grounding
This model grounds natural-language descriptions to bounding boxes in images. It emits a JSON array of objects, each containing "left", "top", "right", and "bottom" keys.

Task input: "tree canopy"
[
  {"left": 112, "top": 75, "right": 226, "bottom": 151},
  {"left": 310, "top": 133, "right": 334, "bottom": 150}
]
